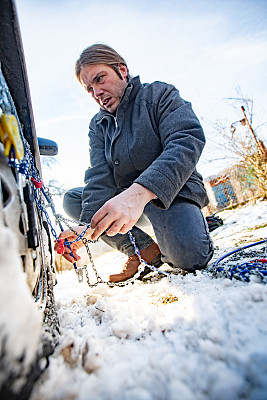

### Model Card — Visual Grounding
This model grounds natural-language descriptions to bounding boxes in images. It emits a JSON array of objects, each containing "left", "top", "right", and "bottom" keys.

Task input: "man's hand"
[
  {"left": 90, "top": 183, "right": 156, "bottom": 240},
  {"left": 54, "top": 225, "right": 94, "bottom": 264}
]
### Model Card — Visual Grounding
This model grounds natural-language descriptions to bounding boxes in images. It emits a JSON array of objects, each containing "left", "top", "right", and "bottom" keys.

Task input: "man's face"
[{"left": 80, "top": 64, "right": 128, "bottom": 113}]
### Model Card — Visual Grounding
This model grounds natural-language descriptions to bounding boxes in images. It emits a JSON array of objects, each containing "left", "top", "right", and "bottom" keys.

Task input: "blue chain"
[
  {"left": 216, "top": 260, "right": 267, "bottom": 283},
  {"left": 128, "top": 230, "right": 171, "bottom": 280},
  {"left": 7, "top": 146, "right": 83, "bottom": 264},
  {"left": 212, "top": 239, "right": 267, "bottom": 283},
  {"left": 33, "top": 186, "right": 59, "bottom": 242}
]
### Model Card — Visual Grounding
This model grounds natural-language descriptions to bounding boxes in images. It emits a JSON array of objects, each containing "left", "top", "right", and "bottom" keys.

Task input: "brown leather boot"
[{"left": 109, "top": 243, "right": 162, "bottom": 283}]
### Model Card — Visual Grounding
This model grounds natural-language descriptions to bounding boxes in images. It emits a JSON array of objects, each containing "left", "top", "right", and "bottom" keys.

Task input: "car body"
[{"left": 0, "top": 1, "right": 59, "bottom": 398}]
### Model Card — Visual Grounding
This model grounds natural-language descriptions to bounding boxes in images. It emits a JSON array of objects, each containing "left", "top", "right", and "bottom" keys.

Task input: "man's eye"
[
  {"left": 97, "top": 75, "right": 104, "bottom": 83},
  {"left": 87, "top": 87, "right": 93, "bottom": 93}
]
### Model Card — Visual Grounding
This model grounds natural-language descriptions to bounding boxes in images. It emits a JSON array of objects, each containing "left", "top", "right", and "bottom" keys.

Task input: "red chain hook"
[{"left": 31, "top": 177, "right": 43, "bottom": 188}]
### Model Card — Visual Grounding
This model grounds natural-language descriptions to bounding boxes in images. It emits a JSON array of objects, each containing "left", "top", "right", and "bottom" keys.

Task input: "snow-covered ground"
[
  {"left": 0, "top": 226, "right": 42, "bottom": 394},
  {"left": 30, "top": 200, "right": 267, "bottom": 400}
]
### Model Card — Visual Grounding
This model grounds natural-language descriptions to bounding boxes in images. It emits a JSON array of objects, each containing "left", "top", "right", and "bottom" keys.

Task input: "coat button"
[{"left": 114, "top": 159, "right": 120, "bottom": 165}]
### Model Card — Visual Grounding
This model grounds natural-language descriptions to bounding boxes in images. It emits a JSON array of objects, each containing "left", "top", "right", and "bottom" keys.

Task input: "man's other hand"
[{"left": 54, "top": 225, "right": 93, "bottom": 264}]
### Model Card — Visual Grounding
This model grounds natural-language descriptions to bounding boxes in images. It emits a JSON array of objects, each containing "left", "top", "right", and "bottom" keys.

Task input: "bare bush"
[{"left": 211, "top": 94, "right": 267, "bottom": 199}]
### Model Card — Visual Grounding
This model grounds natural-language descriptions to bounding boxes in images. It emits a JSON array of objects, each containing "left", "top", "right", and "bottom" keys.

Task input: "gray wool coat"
[{"left": 79, "top": 76, "right": 209, "bottom": 225}]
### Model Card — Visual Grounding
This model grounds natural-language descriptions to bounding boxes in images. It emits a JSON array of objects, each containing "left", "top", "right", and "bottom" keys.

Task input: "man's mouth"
[{"left": 102, "top": 97, "right": 112, "bottom": 107}]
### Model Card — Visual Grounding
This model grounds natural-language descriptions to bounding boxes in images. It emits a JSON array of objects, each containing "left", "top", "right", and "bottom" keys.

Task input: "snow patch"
[
  {"left": 0, "top": 226, "right": 41, "bottom": 385},
  {"left": 30, "top": 201, "right": 267, "bottom": 399}
]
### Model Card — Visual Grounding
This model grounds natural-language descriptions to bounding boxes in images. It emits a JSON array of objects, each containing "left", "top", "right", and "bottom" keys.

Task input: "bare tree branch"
[{"left": 206, "top": 91, "right": 267, "bottom": 198}]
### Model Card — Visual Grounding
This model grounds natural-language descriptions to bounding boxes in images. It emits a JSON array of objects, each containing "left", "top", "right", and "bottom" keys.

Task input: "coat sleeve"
[
  {"left": 79, "top": 120, "right": 118, "bottom": 224},
  {"left": 134, "top": 84, "right": 206, "bottom": 209}
]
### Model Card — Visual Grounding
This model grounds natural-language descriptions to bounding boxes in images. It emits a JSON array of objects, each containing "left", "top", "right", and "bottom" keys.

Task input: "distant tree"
[
  {"left": 40, "top": 157, "right": 66, "bottom": 197},
  {"left": 41, "top": 156, "right": 57, "bottom": 169},
  {"left": 46, "top": 179, "right": 66, "bottom": 197},
  {"left": 210, "top": 91, "right": 267, "bottom": 199}
]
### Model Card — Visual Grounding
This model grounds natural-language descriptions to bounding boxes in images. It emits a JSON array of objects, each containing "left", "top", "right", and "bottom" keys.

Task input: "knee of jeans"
[
  {"left": 166, "top": 236, "right": 213, "bottom": 272},
  {"left": 62, "top": 189, "right": 82, "bottom": 221},
  {"left": 62, "top": 191, "right": 72, "bottom": 212}
]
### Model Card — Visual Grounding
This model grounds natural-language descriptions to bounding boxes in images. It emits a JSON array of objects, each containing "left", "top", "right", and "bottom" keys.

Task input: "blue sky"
[{"left": 16, "top": 0, "right": 267, "bottom": 189}]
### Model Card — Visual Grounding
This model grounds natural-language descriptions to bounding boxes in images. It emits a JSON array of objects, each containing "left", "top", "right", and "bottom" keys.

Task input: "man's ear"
[{"left": 118, "top": 64, "right": 128, "bottom": 79}]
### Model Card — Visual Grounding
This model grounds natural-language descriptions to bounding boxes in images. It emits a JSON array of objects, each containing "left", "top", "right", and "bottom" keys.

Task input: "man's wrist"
[{"left": 131, "top": 183, "right": 157, "bottom": 203}]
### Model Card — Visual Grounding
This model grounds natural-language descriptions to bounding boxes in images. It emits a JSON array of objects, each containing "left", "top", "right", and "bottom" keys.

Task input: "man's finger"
[
  {"left": 63, "top": 252, "right": 81, "bottom": 263},
  {"left": 106, "top": 218, "right": 127, "bottom": 236},
  {"left": 58, "top": 230, "right": 77, "bottom": 241},
  {"left": 90, "top": 207, "right": 109, "bottom": 229},
  {"left": 91, "top": 213, "right": 120, "bottom": 240},
  {"left": 118, "top": 223, "right": 133, "bottom": 234}
]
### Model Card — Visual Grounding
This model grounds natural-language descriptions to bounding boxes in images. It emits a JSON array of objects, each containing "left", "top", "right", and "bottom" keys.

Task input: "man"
[{"left": 58, "top": 44, "right": 214, "bottom": 283}]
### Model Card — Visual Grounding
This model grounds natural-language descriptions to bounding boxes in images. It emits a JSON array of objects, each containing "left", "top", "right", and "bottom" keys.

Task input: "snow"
[
  {"left": 0, "top": 226, "right": 42, "bottom": 389},
  {"left": 31, "top": 200, "right": 267, "bottom": 400}
]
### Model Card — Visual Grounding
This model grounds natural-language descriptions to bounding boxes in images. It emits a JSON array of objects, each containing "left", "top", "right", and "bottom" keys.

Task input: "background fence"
[{"left": 203, "top": 164, "right": 260, "bottom": 215}]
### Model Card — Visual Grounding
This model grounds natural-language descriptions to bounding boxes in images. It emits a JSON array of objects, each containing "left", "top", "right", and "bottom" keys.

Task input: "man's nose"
[{"left": 93, "top": 86, "right": 104, "bottom": 98}]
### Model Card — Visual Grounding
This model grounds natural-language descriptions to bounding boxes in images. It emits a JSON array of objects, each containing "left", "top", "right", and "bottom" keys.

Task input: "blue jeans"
[{"left": 63, "top": 187, "right": 214, "bottom": 272}]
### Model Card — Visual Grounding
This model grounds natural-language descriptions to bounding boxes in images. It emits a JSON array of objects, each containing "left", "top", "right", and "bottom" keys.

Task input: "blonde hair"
[{"left": 75, "top": 44, "right": 130, "bottom": 83}]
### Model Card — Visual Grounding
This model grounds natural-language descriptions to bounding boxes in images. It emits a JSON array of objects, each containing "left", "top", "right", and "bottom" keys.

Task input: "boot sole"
[{"left": 137, "top": 255, "right": 163, "bottom": 280}]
